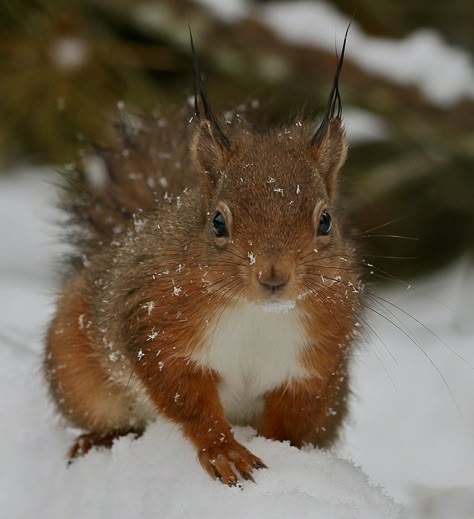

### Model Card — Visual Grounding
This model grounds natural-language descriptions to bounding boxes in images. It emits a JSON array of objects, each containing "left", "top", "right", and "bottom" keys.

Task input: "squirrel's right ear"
[{"left": 189, "top": 29, "right": 233, "bottom": 202}]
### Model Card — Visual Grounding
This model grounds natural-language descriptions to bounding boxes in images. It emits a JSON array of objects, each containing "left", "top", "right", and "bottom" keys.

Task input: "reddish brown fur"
[{"left": 45, "top": 104, "right": 361, "bottom": 485}]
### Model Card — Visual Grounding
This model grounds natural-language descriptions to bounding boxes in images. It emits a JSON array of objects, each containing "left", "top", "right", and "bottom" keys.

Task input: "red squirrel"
[{"left": 44, "top": 30, "right": 361, "bottom": 486}]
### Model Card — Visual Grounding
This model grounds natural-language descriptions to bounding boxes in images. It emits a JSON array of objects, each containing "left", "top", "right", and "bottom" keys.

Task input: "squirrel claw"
[
  {"left": 252, "top": 459, "right": 268, "bottom": 470},
  {"left": 240, "top": 470, "right": 255, "bottom": 483},
  {"left": 199, "top": 441, "right": 265, "bottom": 486}
]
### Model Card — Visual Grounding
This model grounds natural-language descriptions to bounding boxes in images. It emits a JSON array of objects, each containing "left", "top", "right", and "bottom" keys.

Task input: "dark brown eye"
[
  {"left": 212, "top": 211, "right": 228, "bottom": 238},
  {"left": 318, "top": 209, "right": 332, "bottom": 235}
]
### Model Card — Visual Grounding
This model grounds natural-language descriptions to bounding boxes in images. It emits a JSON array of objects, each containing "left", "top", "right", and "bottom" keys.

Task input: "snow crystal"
[
  {"left": 147, "top": 328, "right": 160, "bottom": 341},
  {"left": 78, "top": 313, "right": 85, "bottom": 330},
  {"left": 142, "top": 301, "right": 155, "bottom": 315}
]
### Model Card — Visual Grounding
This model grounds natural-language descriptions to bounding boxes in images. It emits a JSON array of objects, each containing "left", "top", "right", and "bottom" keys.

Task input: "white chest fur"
[{"left": 191, "top": 301, "right": 310, "bottom": 426}]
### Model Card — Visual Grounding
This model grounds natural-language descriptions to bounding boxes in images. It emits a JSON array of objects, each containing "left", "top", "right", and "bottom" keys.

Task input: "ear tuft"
[{"left": 189, "top": 28, "right": 231, "bottom": 152}]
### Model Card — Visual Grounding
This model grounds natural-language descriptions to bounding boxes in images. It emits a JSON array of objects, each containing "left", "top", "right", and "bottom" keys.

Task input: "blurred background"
[
  {"left": 1, "top": 0, "right": 473, "bottom": 280},
  {"left": 1, "top": 2, "right": 474, "bottom": 517}
]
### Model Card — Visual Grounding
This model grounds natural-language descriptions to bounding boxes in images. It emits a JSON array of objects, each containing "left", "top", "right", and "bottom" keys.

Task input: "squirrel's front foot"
[{"left": 198, "top": 439, "right": 267, "bottom": 486}]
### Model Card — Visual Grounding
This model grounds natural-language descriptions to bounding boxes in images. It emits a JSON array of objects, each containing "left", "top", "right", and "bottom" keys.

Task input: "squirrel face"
[{"left": 191, "top": 118, "right": 351, "bottom": 307}]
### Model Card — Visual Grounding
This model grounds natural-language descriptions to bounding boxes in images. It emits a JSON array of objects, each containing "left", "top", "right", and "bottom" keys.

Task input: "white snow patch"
[
  {"left": 0, "top": 167, "right": 71, "bottom": 284},
  {"left": 193, "top": 0, "right": 251, "bottom": 22},
  {"left": 343, "top": 259, "right": 474, "bottom": 506}
]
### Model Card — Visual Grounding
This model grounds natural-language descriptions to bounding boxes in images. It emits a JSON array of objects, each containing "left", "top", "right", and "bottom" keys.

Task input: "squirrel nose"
[{"left": 258, "top": 272, "right": 289, "bottom": 292}]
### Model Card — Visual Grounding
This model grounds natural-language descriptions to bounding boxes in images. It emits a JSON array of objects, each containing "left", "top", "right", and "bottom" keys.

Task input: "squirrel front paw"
[{"left": 198, "top": 440, "right": 267, "bottom": 486}]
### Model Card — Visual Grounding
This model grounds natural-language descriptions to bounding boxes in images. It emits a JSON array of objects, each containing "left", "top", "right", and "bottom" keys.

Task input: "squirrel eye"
[
  {"left": 212, "top": 211, "right": 228, "bottom": 238},
  {"left": 318, "top": 209, "right": 332, "bottom": 236}
]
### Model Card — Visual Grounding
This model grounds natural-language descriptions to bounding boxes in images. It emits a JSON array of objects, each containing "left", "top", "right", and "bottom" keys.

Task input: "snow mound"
[{"left": 0, "top": 339, "right": 402, "bottom": 519}]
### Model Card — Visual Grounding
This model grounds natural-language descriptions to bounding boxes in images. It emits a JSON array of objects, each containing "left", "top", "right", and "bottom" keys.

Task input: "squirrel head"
[{"left": 189, "top": 28, "right": 355, "bottom": 308}]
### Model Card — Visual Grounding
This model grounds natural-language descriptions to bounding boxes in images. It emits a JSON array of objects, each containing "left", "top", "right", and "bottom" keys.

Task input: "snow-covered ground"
[
  {"left": 345, "top": 263, "right": 474, "bottom": 516},
  {"left": 0, "top": 168, "right": 473, "bottom": 518}
]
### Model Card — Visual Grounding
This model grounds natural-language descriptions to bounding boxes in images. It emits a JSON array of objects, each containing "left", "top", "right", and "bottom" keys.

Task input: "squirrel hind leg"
[
  {"left": 44, "top": 293, "right": 153, "bottom": 436},
  {"left": 67, "top": 429, "right": 143, "bottom": 462}
]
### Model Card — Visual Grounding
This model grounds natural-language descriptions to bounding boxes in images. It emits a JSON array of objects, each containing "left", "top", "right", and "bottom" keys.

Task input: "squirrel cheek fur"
[{"left": 45, "top": 34, "right": 361, "bottom": 485}]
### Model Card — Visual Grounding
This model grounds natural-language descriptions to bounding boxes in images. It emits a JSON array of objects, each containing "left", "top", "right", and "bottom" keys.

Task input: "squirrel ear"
[
  {"left": 309, "top": 117, "right": 348, "bottom": 199},
  {"left": 189, "top": 28, "right": 233, "bottom": 203},
  {"left": 309, "top": 23, "right": 350, "bottom": 199},
  {"left": 191, "top": 121, "right": 233, "bottom": 200}
]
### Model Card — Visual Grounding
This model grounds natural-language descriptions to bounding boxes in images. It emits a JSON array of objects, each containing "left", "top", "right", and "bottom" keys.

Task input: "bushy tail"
[{"left": 61, "top": 111, "right": 194, "bottom": 263}]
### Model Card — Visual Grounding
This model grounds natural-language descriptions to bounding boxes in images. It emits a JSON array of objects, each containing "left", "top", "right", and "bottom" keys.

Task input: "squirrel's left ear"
[
  {"left": 309, "top": 25, "right": 350, "bottom": 199},
  {"left": 189, "top": 29, "right": 233, "bottom": 204}
]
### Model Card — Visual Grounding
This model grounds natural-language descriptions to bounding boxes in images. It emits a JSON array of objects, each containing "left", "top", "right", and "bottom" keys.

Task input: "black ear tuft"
[
  {"left": 312, "top": 22, "right": 350, "bottom": 146},
  {"left": 189, "top": 27, "right": 231, "bottom": 151}
]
